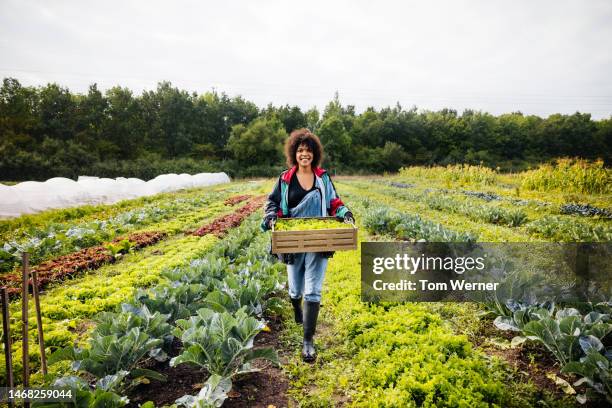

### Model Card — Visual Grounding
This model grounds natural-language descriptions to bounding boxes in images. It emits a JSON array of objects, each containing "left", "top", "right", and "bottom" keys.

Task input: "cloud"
[{"left": 0, "top": 0, "right": 611, "bottom": 118}]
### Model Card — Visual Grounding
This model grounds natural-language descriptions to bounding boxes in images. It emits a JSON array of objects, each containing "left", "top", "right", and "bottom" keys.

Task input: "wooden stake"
[
  {"left": 21, "top": 253, "right": 29, "bottom": 408},
  {"left": 1, "top": 287, "right": 15, "bottom": 408},
  {"left": 31, "top": 271, "right": 47, "bottom": 376}
]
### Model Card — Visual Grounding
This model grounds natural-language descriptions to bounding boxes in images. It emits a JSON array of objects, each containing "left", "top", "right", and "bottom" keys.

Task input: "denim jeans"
[{"left": 287, "top": 189, "right": 328, "bottom": 302}]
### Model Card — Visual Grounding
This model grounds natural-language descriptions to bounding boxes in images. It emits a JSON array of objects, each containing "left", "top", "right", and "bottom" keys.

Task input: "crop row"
[
  {"left": 388, "top": 169, "right": 612, "bottom": 219},
  {"left": 0, "top": 180, "right": 266, "bottom": 238},
  {"left": 37, "top": 216, "right": 284, "bottom": 407},
  {"left": 399, "top": 164, "right": 499, "bottom": 185},
  {"left": 354, "top": 181, "right": 529, "bottom": 227},
  {"left": 359, "top": 199, "right": 477, "bottom": 243},
  {"left": 520, "top": 158, "right": 611, "bottom": 195},
  {"left": 193, "top": 196, "right": 265, "bottom": 237},
  {"left": 0, "top": 191, "right": 234, "bottom": 273},
  {"left": 352, "top": 180, "right": 612, "bottom": 242},
  {"left": 287, "top": 232, "right": 551, "bottom": 406},
  {"left": 560, "top": 203, "right": 612, "bottom": 218},
  {"left": 1, "top": 233, "right": 219, "bottom": 386},
  {"left": 0, "top": 231, "right": 166, "bottom": 297},
  {"left": 526, "top": 215, "right": 612, "bottom": 242},
  {"left": 0, "top": 194, "right": 262, "bottom": 299}
]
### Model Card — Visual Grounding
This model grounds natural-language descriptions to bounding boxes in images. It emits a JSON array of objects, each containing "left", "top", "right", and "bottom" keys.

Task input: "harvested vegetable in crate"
[
  {"left": 275, "top": 218, "right": 349, "bottom": 231},
  {"left": 271, "top": 216, "right": 357, "bottom": 254}
]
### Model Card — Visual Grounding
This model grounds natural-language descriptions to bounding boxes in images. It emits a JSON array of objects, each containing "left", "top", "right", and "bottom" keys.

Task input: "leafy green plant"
[
  {"left": 526, "top": 215, "right": 612, "bottom": 242},
  {"left": 105, "top": 239, "right": 134, "bottom": 258},
  {"left": 174, "top": 374, "right": 232, "bottom": 408},
  {"left": 363, "top": 206, "right": 476, "bottom": 242},
  {"left": 134, "top": 283, "right": 209, "bottom": 324},
  {"left": 32, "top": 375, "right": 129, "bottom": 408},
  {"left": 48, "top": 327, "right": 166, "bottom": 390},
  {"left": 496, "top": 304, "right": 611, "bottom": 365},
  {"left": 562, "top": 349, "right": 612, "bottom": 404},
  {"left": 275, "top": 218, "right": 348, "bottom": 231},
  {"left": 97, "top": 304, "right": 174, "bottom": 351},
  {"left": 162, "top": 255, "right": 229, "bottom": 285},
  {"left": 170, "top": 308, "right": 279, "bottom": 378}
]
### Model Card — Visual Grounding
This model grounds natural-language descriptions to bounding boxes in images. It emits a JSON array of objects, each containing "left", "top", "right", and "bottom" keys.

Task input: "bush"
[
  {"left": 399, "top": 164, "right": 498, "bottom": 185},
  {"left": 521, "top": 158, "right": 611, "bottom": 194}
]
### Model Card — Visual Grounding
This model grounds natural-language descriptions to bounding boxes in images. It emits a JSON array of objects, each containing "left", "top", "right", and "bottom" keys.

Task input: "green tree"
[
  {"left": 73, "top": 84, "right": 108, "bottom": 156},
  {"left": 305, "top": 107, "right": 320, "bottom": 132},
  {"left": 318, "top": 115, "right": 351, "bottom": 166},
  {"left": 227, "top": 117, "right": 286, "bottom": 166},
  {"left": 104, "top": 86, "right": 142, "bottom": 159}
]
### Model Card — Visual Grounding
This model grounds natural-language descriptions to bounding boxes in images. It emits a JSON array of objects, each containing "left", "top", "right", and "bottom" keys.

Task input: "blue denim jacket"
[
  {"left": 262, "top": 167, "right": 351, "bottom": 264},
  {"left": 261, "top": 166, "right": 349, "bottom": 232}
]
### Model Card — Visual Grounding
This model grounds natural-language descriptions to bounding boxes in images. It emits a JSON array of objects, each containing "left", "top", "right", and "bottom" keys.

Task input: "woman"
[{"left": 261, "top": 128, "right": 354, "bottom": 362}]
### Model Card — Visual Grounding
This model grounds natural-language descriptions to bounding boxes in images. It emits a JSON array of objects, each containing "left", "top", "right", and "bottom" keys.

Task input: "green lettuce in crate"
[{"left": 275, "top": 218, "right": 349, "bottom": 231}]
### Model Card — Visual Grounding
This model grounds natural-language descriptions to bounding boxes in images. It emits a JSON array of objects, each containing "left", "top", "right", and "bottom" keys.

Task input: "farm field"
[{"left": 0, "top": 163, "right": 611, "bottom": 407}]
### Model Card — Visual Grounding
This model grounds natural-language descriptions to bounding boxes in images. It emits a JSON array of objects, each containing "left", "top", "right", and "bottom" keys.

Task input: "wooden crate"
[{"left": 271, "top": 216, "right": 358, "bottom": 254}]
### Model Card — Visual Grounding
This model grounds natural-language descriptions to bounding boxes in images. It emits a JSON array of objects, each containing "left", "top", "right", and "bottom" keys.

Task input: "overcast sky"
[{"left": 1, "top": 0, "right": 611, "bottom": 118}]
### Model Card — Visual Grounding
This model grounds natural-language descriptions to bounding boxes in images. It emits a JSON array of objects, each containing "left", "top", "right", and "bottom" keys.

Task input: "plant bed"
[
  {"left": 224, "top": 194, "right": 252, "bottom": 206},
  {"left": 471, "top": 317, "right": 579, "bottom": 404},
  {"left": 125, "top": 313, "right": 289, "bottom": 408},
  {"left": 560, "top": 203, "right": 612, "bottom": 218},
  {"left": 272, "top": 217, "right": 357, "bottom": 254},
  {"left": 0, "top": 231, "right": 166, "bottom": 297},
  {"left": 193, "top": 196, "right": 266, "bottom": 237}
]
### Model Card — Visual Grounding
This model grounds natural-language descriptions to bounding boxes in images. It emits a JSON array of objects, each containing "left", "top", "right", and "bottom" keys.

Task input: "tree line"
[{"left": 0, "top": 77, "right": 610, "bottom": 180}]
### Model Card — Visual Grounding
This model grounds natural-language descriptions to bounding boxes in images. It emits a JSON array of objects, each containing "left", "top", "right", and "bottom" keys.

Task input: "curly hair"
[{"left": 284, "top": 128, "right": 324, "bottom": 169}]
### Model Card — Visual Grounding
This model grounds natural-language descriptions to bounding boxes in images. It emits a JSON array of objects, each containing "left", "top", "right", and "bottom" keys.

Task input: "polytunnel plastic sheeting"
[{"left": 0, "top": 172, "right": 231, "bottom": 218}]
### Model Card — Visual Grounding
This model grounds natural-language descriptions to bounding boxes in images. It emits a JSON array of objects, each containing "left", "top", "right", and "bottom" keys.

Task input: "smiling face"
[{"left": 296, "top": 143, "right": 313, "bottom": 168}]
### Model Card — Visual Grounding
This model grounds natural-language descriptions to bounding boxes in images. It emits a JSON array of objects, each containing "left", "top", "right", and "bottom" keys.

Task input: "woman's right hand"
[{"left": 266, "top": 215, "right": 278, "bottom": 229}]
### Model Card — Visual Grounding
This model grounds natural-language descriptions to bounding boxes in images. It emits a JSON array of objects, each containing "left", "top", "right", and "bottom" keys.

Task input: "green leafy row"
[
  {"left": 361, "top": 202, "right": 476, "bottom": 243},
  {"left": 0, "top": 191, "right": 230, "bottom": 273},
  {"left": 526, "top": 215, "right": 612, "bottom": 242},
  {"left": 39, "top": 217, "right": 285, "bottom": 407},
  {"left": 352, "top": 180, "right": 530, "bottom": 227}
]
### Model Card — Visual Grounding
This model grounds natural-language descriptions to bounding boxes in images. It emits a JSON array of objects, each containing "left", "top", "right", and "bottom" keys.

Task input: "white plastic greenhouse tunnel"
[{"left": 0, "top": 172, "right": 231, "bottom": 218}]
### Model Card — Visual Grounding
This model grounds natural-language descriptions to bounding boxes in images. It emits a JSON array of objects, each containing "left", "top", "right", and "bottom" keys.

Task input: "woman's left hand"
[{"left": 343, "top": 211, "right": 355, "bottom": 224}]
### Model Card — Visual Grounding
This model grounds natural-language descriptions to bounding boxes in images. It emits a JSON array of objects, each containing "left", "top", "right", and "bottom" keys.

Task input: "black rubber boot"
[
  {"left": 290, "top": 296, "right": 303, "bottom": 324},
  {"left": 302, "top": 300, "right": 320, "bottom": 363}
]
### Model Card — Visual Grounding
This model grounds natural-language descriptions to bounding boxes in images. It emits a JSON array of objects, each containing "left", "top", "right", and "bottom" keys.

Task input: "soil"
[
  {"left": 472, "top": 319, "right": 597, "bottom": 406},
  {"left": 224, "top": 314, "right": 290, "bottom": 408},
  {"left": 0, "top": 231, "right": 166, "bottom": 298},
  {"left": 193, "top": 196, "right": 266, "bottom": 237},
  {"left": 126, "top": 313, "right": 291, "bottom": 408}
]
